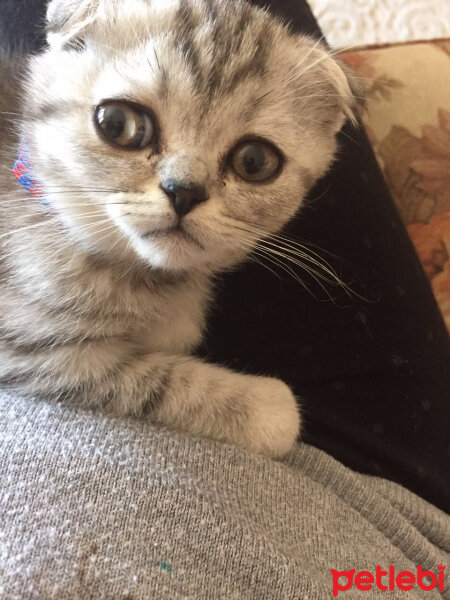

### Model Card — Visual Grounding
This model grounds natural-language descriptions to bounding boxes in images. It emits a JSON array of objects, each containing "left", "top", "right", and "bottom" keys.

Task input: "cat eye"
[
  {"left": 94, "top": 101, "right": 155, "bottom": 150},
  {"left": 229, "top": 140, "right": 283, "bottom": 182}
]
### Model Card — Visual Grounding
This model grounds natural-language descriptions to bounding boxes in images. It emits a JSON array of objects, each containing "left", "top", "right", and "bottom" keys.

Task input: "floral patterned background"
[{"left": 342, "top": 41, "right": 450, "bottom": 331}]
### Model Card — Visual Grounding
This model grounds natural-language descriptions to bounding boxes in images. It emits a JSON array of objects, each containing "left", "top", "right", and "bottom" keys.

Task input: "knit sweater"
[{"left": 1, "top": 392, "right": 449, "bottom": 599}]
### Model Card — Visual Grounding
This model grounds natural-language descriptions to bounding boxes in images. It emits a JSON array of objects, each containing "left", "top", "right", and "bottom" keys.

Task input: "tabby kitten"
[{"left": 0, "top": 0, "right": 360, "bottom": 457}]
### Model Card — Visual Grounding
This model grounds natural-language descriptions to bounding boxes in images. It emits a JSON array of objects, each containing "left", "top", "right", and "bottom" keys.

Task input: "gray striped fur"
[{"left": 0, "top": 0, "right": 362, "bottom": 456}]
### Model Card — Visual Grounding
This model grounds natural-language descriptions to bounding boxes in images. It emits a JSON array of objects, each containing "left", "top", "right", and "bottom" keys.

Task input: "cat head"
[{"left": 22, "top": 0, "right": 362, "bottom": 273}]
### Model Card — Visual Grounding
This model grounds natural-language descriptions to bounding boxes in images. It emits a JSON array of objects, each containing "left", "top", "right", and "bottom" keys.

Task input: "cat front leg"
[{"left": 107, "top": 353, "right": 301, "bottom": 458}]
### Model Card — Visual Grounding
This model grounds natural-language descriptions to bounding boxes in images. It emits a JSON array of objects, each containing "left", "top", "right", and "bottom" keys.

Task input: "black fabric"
[
  {"left": 1, "top": 0, "right": 449, "bottom": 513},
  {"left": 205, "top": 0, "right": 450, "bottom": 513},
  {"left": 0, "top": 0, "right": 46, "bottom": 52}
]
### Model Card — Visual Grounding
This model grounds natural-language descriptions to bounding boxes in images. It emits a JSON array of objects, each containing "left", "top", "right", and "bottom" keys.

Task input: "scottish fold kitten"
[{"left": 0, "top": 0, "right": 360, "bottom": 457}]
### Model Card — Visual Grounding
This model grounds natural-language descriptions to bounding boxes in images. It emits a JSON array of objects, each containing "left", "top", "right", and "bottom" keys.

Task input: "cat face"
[{"left": 23, "top": 0, "right": 360, "bottom": 272}]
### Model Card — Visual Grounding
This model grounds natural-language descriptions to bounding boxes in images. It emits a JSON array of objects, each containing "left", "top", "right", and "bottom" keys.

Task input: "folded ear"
[
  {"left": 46, "top": 0, "right": 101, "bottom": 50},
  {"left": 293, "top": 40, "right": 366, "bottom": 131},
  {"left": 315, "top": 50, "right": 366, "bottom": 128},
  {"left": 332, "top": 57, "right": 366, "bottom": 124}
]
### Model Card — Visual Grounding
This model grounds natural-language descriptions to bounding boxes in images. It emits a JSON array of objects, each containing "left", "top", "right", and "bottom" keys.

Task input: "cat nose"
[{"left": 161, "top": 181, "right": 209, "bottom": 217}]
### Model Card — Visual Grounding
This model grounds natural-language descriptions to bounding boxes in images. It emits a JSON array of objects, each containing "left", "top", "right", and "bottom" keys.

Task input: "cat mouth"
[{"left": 141, "top": 226, "right": 204, "bottom": 250}]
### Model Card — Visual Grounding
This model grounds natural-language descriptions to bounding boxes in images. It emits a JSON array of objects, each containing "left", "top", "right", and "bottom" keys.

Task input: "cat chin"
[{"left": 128, "top": 233, "right": 212, "bottom": 273}]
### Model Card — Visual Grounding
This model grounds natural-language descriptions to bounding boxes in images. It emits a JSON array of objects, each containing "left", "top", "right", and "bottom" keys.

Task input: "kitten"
[{"left": 0, "top": 0, "right": 360, "bottom": 457}]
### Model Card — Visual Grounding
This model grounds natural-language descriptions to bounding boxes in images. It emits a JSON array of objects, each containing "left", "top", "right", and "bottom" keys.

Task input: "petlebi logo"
[{"left": 330, "top": 564, "right": 446, "bottom": 597}]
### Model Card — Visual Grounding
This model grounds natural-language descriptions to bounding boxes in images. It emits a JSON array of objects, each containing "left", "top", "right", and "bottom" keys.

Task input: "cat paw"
[{"left": 243, "top": 376, "right": 301, "bottom": 458}]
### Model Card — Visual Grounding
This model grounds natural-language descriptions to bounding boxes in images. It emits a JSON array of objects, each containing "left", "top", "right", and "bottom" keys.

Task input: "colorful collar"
[{"left": 13, "top": 143, "right": 49, "bottom": 207}]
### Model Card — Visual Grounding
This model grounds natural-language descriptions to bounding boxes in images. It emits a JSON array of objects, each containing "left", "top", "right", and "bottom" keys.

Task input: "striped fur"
[{"left": 0, "top": 0, "right": 362, "bottom": 457}]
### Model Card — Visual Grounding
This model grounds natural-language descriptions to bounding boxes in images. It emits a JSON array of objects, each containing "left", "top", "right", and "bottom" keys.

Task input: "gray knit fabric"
[{"left": 1, "top": 392, "right": 449, "bottom": 599}]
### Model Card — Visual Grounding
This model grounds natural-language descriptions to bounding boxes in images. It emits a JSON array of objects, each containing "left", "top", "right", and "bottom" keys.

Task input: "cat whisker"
[
  {"left": 0, "top": 196, "right": 142, "bottom": 208},
  {"left": 234, "top": 236, "right": 325, "bottom": 300},
  {"left": 222, "top": 223, "right": 332, "bottom": 292},
  {"left": 221, "top": 214, "right": 346, "bottom": 272},
  {"left": 257, "top": 248, "right": 332, "bottom": 301},
  {"left": 105, "top": 230, "right": 128, "bottom": 256},
  {"left": 231, "top": 237, "right": 297, "bottom": 285},
  {"left": 220, "top": 217, "right": 335, "bottom": 272},
  {"left": 218, "top": 215, "right": 366, "bottom": 302},
  {"left": 266, "top": 231, "right": 351, "bottom": 270},
  {"left": 260, "top": 232, "right": 348, "bottom": 277},
  {"left": 0, "top": 221, "right": 57, "bottom": 241},
  {"left": 0, "top": 214, "right": 115, "bottom": 243},
  {"left": 258, "top": 239, "right": 343, "bottom": 282},
  {"left": 254, "top": 242, "right": 343, "bottom": 301},
  {"left": 86, "top": 223, "right": 127, "bottom": 249}
]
